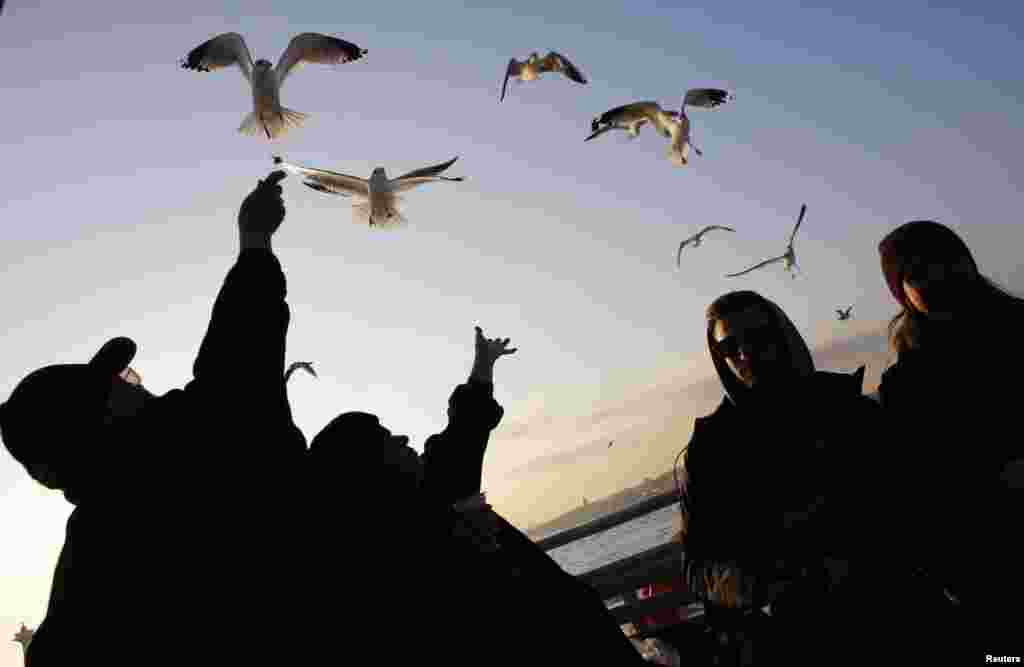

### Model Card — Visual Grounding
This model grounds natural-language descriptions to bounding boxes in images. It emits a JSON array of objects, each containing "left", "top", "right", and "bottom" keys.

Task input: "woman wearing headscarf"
[{"left": 678, "top": 290, "right": 884, "bottom": 665}]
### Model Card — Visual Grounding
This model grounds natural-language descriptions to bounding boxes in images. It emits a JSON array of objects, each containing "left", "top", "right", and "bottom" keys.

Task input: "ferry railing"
[{"left": 534, "top": 490, "right": 701, "bottom": 638}]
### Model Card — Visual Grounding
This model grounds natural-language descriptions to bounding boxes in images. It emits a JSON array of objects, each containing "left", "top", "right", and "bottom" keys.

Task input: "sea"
[{"left": 542, "top": 504, "right": 681, "bottom": 577}]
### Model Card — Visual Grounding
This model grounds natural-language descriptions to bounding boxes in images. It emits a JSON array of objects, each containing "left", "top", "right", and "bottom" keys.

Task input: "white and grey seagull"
[
  {"left": 181, "top": 32, "right": 367, "bottom": 140},
  {"left": 586, "top": 88, "right": 733, "bottom": 165},
  {"left": 273, "top": 156, "right": 464, "bottom": 228},
  {"left": 500, "top": 51, "right": 588, "bottom": 102},
  {"left": 285, "top": 361, "right": 317, "bottom": 383},
  {"left": 836, "top": 306, "right": 853, "bottom": 321},
  {"left": 677, "top": 225, "right": 736, "bottom": 267},
  {"left": 726, "top": 204, "right": 807, "bottom": 278}
]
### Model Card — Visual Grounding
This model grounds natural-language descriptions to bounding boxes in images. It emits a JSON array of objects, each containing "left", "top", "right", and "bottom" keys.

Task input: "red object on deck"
[{"left": 637, "top": 576, "right": 689, "bottom": 628}]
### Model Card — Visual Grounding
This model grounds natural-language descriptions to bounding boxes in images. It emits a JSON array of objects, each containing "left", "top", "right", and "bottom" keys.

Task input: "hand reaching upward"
[
  {"left": 470, "top": 325, "right": 517, "bottom": 383},
  {"left": 238, "top": 170, "right": 287, "bottom": 250}
]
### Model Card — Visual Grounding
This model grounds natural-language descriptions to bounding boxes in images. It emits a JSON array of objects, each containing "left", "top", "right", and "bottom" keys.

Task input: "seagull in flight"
[
  {"left": 677, "top": 225, "right": 736, "bottom": 267},
  {"left": 273, "top": 155, "right": 464, "bottom": 228},
  {"left": 285, "top": 361, "right": 317, "bottom": 383},
  {"left": 836, "top": 306, "right": 853, "bottom": 321},
  {"left": 500, "top": 51, "right": 587, "bottom": 102},
  {"left": 181, "top": 32, "right": 367, "bottom": 140},
  {"left": 586, "top": 88, "right": 733, "bottom": 165},
  {"left": 13, "top": 624, "right": 34, "bottom": 653},
  {"left": 726, "top": 204, "right": 807, "bottom": 278}
]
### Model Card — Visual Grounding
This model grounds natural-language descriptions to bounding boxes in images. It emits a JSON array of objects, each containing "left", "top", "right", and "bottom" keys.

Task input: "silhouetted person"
[
  {"left": 303, "top": 326, "right": 647, "bottom": 664},
  {"left": 419, "top": 326, "right": 647, "bottom": 665},
  {"left": 677, "top": 290, "right": 883, "bottom": 666},
  {"left": 0, "top": 171, "right": 306, "bottom": 665},
  {"left": 877, "top": 220, "right": 1024, "bottom": 657}
]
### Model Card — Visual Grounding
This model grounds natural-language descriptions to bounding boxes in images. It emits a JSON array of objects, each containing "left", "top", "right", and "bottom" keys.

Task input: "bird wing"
[
  {"left": 725, "top": 254, "right": 786, "bottom": 277},
  {"left": 500, "top": 58, "right": 521, "bottom": 102},
  {"left": 390, "top": 175, "right": 464, "bottom": 193},
  {"left": 584, "top": 125, "right": 619, "bottom": 142},
  {"left": 394, "top": 156, "right": 459, "bottom": 181},
  {"left": 286, "top": 361, "right": 318, "bottom": 381},
  {"left": 274, "top": 33, "right": 367, "bottom": 87},
  {"left": 699, "top": 225, "right": 736, "bottom": 236},
  {"left": 676, "top": 236, "right": 697, "bottom": 267},
  {"left": 539, "top": 51, "right": 587, "bottom": 84},
  {"left": 682, "top": 88, "right": 733, "bottom": 110},
  {"left": 181, "top": 32, "right": 254, "bottom": 82},
  {"left": 273, "top": 157, "right": 368, "bottom": 196},
  {"left": 788, "top": 204, "right": 807, "bottom": 246},
  {"left": 303, "top": 182, "right": 351, "bottom": 197},
  {"left": 597, "top": 101, "right": 663, "bottom": 126}
]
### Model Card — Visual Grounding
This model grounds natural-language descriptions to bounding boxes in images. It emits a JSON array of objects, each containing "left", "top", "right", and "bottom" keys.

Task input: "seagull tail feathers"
[
  {"left": 668, "top": 142, "right": 689, "bottom": 166},
  {"left": 238, "top": 108, "right": 310, "bottom": 140},
  {"left": 353, "top": 200, "right": 408, "bottom": 230}
]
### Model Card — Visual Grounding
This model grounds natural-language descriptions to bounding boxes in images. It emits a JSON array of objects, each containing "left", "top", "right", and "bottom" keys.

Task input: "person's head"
[
  {"left": 706, "top": 291, "right": 813, "bottom": 394},
  {"left": 879, "top": 220, "right": 1021, "bottom": 352},
  {"left": 0, "top": 337, "right": 154, "bottom": 500},
  {"left": 309, "top": 411, "right": 423, "bottom": 492}
]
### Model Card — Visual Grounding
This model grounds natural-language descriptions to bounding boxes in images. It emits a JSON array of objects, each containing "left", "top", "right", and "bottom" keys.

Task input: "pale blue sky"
[{"left": 1, "top": 0, "right": 1022, "bottom": 659}]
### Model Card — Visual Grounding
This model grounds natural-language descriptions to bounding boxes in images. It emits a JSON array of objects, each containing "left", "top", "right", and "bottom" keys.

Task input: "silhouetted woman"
[{"left": 877, "top": 220, "right": 1024, "bottom": 656}]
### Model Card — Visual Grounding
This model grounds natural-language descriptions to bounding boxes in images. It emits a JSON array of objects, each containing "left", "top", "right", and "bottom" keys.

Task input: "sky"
[{"left": 1, "top": 0, "right": 1022, "bottom": 659}]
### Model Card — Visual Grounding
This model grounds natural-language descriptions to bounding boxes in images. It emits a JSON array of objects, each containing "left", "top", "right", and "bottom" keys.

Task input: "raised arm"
[
  {"left": 421, "top": 326, "right": 515, "bottom": 506},
  {"left": 188, "top": 171, "right": 305, "bottom": 453}
]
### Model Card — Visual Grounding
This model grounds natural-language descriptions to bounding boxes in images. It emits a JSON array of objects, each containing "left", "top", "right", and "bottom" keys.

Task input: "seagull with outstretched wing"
[
  {"left": 273, "top": 155, "right": 464, "bottom": 228},
  {"left": 677, "top": 225, "right": 736, "bottom": 267},
  {"left": 285, "top": 361, "right": 317, "bottom": 383},
  {"left": 726, "top": 204, "right": 806, "bottom": 278},
  {"left": 500, "top": 51, "right": 587, "bottom": 102},
  {"left": 181, "top": 32, "right": 367, "bottom": 140},
  {"left": 836, "top": 306, "right": 853, "bottom": 321},
  {"left": 587, "top": 88, "right": 733, "bottom": 165},
  {"left": 13, "top": 624, "right": 34, "bottom": 654}
]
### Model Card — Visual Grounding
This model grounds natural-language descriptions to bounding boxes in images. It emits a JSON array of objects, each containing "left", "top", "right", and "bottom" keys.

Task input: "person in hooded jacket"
[
  {"left": 876, "top": 220, "right": 1024, "bottom": 657},
  {"left": 677, "top": 290, "right": 885, "bottom": 665},
  {"left": 0, "top": 171, "right": 307, "bottom": 666},
  {"left": 299, "top": 325, "right": 510, "bottom": 665},
  {"left": 303, "top": 326, "right": 649, "bottom": 665}
]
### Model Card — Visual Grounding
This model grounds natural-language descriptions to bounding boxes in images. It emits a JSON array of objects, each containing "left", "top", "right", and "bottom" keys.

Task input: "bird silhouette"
[{"left": 726, "top": 204, "right": 806, "bottom": 278}]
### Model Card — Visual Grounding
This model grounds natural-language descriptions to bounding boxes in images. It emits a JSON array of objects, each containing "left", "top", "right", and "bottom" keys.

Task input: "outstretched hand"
[
  {"left": 469, "top": 325, "right": 516, "bottom": 383},
  {"left": 239, "top": 170, "right": 287, "bottom": 249}
]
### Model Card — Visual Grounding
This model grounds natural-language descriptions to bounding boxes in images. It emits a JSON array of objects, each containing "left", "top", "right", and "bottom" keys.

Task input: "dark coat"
[
  {"left": 418, "top": 380, "right": 648, "bottom": 665},
  {"left": 26, "top": 249, "right": 306, "bottom": 666},
  {"left": 681, "top": 371, "right": 881, "bottom": 583},
  {"left": 878, "top": 314, "right": 1024, "bottom": 655}
]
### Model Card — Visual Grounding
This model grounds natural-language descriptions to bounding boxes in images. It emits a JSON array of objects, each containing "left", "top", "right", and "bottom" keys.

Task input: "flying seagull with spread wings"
[
  {"left": 13, "top": 624, "right": 34, "bottom": 654},
  {"left": 836, "top": 306, "right": 853, "bottom": 321},
  {"left": 181, "top": 32, "right": 367, "bottom": 140},
  {"left": 285, "top": 361, "right": 317, "bottom": 383},
  {"left": 273, "top": 156, "right": 464, "bottom": 228},
  {"left": 500, "top": 51, "right": 587, "bottom": 102},
  {"left": 586, "top": 88, "right": 733, "bottom": 165},
  {"left": 677, "top": 225, "right": 736, "bottom": 267},
  {"left": 726, "top": 204, "right": 807, "bottom": 278}
]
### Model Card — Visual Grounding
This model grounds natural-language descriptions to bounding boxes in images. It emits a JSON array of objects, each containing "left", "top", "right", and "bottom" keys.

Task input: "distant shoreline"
[{"left": 525, "top": 468, "right": 679, "bottom": 541}]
